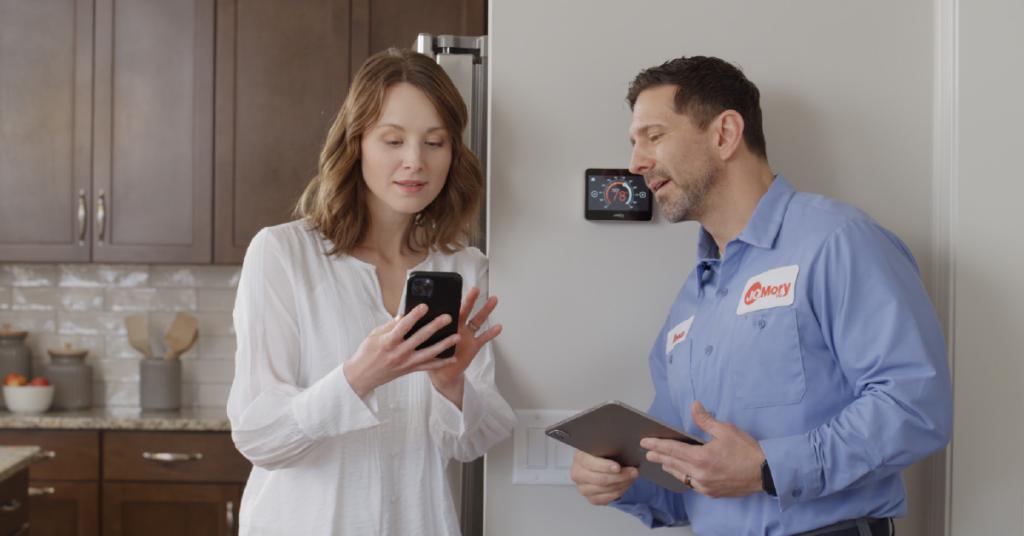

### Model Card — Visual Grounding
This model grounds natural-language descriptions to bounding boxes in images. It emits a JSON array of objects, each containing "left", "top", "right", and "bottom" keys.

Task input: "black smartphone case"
[{"left": 404, "top": 271, "right": 463, "bottom": 358}]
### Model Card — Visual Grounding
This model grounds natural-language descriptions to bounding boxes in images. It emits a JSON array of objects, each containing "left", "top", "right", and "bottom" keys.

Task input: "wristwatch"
[{"left": 761, "top": 459, "right": 777, "bottom": 496}]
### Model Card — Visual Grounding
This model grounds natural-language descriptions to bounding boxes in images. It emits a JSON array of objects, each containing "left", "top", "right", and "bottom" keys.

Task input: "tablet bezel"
[{"left": 545, "top": 400, "right": 702, "bottom": 493}]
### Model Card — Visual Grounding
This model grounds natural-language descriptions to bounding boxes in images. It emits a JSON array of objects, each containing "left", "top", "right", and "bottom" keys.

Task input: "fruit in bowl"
[
  {"left": 3, "top": 376, "right": 55, "bottom": 414},
  {"left": 4, "top": 373, "right": 27, "bottom": 386}
]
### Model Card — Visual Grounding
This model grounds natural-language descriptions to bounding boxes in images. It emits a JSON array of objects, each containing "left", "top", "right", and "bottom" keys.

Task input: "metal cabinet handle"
[
  {"left": 95, "top": 190, "right": 106, "bottom": 243},
  {"left": 76, "top": 190, "right": 88, "bottom": 242},
  {"left": 142, "top": 451, "right": 204, "bottom": 463},
  {"left": 35, "top": 450, "right": 56, "bottom": 462},
  {"left": 11, "top": 522, "right": 29, "bottom": 536},
  {"left": 226, "top": 500, "right": 235, "bottom": 534},
  {"left": 0, "top": 499, "right": 21, "bottom": 513},
  {"left": 28, "top": 486, "right": 56, "bottom": 497}
]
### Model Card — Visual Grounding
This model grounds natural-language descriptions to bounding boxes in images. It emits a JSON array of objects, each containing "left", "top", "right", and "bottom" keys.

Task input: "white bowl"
[{"left": 3, "top": 385, "right": 55, "bottom": 414}]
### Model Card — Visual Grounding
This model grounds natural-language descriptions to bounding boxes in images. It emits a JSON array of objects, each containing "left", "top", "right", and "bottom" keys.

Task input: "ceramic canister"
[
  {"left": 45, "top": 343, "right": 93, "bottom": 410},
  {"left": 0, "top": 325, "right": 33, "bottom": 410}
]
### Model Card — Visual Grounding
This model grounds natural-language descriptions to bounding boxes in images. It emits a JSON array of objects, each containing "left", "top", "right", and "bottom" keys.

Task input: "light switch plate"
[{"left": 513, "top": 410, "right": 578, "bottom": 485}]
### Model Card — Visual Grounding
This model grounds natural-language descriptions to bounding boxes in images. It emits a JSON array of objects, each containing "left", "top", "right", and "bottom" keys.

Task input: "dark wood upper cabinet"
[
  {"left": 1, "top": 0, "right": 485, "bottom": 264},
  {"left": 91, "top": 0, "right": 215, "bottom": 263},
  {"left": 0, "top": 0, "right": 94, "bottom": 262},
  {"left": 213, "top": 0, "right": 352, "bottom": 264}
]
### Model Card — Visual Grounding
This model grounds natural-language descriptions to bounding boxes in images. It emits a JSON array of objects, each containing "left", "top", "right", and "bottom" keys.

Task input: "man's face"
[{"left": 628, "top": 85, "right": 719, "bottom": 223}]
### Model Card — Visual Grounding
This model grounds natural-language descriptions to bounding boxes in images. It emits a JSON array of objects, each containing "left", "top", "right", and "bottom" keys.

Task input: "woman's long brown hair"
[{"left": 295, "top": 48, "right": 482, "bottom": 256}]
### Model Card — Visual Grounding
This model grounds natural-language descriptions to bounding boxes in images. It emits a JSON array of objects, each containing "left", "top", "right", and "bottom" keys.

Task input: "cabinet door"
[
  {"left": 28, "top": 481, "right": 99, "bottom": 536},
  {"left": 91, "top": 0, "right": 214, "bottom": 263},
  {"left": 0, "top": 0, "right": 93, "bottom": 262},
  {"left": 213, "top": 0, "right": 351, "bottom": 264},
  {"left": 103, "top": 483, "right": 242, "bottom": 536},
  {"left": 350, "top": 0, "right": 485, "bottom": 68}
]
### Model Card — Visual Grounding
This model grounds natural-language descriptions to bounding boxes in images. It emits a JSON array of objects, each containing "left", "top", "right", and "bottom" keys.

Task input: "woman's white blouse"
[{"left": 227, "top": 221, "right": 516, "bottom": 535}]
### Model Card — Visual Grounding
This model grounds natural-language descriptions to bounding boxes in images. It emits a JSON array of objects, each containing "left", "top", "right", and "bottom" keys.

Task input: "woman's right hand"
[{"left": 342, "top": 304, "right": 460, "bottom": 399}]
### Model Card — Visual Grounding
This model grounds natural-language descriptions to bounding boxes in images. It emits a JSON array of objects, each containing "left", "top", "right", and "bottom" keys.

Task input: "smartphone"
[{"left": 404, "top": 271, "right": 463, "bottom": 358}]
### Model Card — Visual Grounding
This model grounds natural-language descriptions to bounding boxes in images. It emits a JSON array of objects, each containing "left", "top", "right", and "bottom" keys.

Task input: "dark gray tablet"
[{"left": 545, "top": 400, "right": 702, "bottom": 493}]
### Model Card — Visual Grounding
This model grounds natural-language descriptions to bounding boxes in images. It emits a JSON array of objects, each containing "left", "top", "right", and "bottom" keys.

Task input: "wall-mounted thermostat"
[{"left": 584, "top": 168, "right": 653, "bottom": 221}]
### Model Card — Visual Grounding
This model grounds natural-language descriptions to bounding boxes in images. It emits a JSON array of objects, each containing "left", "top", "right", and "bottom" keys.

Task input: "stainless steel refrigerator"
[{"left": 414, "top": 33, "right": 489, "bottom": 536}]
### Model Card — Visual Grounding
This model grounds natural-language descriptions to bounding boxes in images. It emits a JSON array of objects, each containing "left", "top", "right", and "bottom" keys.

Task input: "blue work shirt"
[{"left": 611, "top": 175, "right": 952, "bottom": 535}]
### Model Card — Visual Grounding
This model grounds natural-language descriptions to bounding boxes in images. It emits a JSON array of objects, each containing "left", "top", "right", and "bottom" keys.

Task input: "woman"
[{"left": 227, "top": 48, "right": 516, "bottom": 535}]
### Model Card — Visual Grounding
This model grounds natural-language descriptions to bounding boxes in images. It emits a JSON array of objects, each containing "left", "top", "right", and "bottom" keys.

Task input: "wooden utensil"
[
  {"left": 164, "top": 313, "right": 198, "bottom": 359},
  {"left": 124, "top": 315, "right": 151, "bottom": 358}
]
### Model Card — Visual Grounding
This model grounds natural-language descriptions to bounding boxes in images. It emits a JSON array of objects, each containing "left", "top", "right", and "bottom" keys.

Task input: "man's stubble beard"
[{"left": 654, "top": 158, "right": 718, "bottom": 223}]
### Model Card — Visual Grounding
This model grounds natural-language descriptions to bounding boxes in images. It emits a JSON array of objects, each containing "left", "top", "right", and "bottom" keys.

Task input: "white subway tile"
[
  {"left": 58, "top": 311, "right": 129, "bottom": 335},
  {"left": 182, "top": 359, "right": 234, "bottom": 384},
  {"left": 12, "top": 288, "right": 59, "bottom": 311},
  {"left": 151, "top": 311, "right": 233, "bottom": 337},
  {"left": 195, "top": 383, "right": 231, "bottom": 408},
  {"left": 94, "top": 381, "right": 140, "bottom": 407},
  {"left": 3, "top": 264, "right": 57, "bottom": 287},
  {"left": 106, "top": 334, "right": 148, "bottom": 359},
  {"left": 91, "top": 358, "right": 141, "bottom": 381},
  {"left": 197, "top": 288, "right": 236, "bottom": 312},
  {"left": 60, "top": 288, "right": 105, "bottom": 311},
  {"left": 59, "top": 264, "right": 148, "bottom": 288},
  {"left": 198, "top": 335, "right": 236, "bottom": 359},
  {"left": 0, "top": 311, "right": 57, "bottom": 334},
  {"left": 0, "top": 287, "right": 10, "bottom": 310},
  {"left": 151, "top": 266, "right": 240, "bottom": 289}
]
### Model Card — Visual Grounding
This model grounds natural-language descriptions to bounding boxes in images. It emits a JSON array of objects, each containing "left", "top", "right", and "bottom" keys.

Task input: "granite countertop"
[
  {"left": 0, "top": 445, "right": 41, "bottom": 482},
  {"left": 0, "top": 407, "right": 230, "bottom": 432}
]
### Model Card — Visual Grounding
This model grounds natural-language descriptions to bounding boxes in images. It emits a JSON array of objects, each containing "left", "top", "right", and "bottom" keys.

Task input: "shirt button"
[
  {"left": 758, "top": 318, "right": 767, "bottom": 329},
  {"left": 716, "top": 288, "right": 729, "bottom": 298},
  {"left": 792, "top": 488, "right": 803, "bottom": 498},
  {"left": 704, "top": 345, "right": 713, "bottom": 356}
]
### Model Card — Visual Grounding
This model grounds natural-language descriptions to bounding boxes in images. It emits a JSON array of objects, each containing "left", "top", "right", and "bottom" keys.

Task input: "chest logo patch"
[
  {"left": 737, "top": 265, "right": 800, "bottom": 315},
  {"left": 665, "top": 315, "right": 694, "bottom": 354}
]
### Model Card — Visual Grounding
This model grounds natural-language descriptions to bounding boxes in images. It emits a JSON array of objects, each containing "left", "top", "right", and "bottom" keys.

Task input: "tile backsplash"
[{"left": 0, "top": 263, "right": 239, "bottom": 409}]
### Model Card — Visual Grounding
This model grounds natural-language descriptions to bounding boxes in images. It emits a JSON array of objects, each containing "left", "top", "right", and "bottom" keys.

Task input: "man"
[{"left": 569, "top": 56, "right": 952, "bottom": 536}]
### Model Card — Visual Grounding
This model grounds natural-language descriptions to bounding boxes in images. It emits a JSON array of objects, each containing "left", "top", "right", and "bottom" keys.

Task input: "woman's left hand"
[{"left": 428, "top": 287, "right": 502, "bottom": 404}]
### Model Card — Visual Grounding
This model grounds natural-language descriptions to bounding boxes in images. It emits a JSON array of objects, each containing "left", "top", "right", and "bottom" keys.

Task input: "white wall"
[
  {"left": 949, "top": 0, "right": 1024, "bottom": 533},
  {"left": 486, "top": 1, "right": 939, "bottom": 535}
]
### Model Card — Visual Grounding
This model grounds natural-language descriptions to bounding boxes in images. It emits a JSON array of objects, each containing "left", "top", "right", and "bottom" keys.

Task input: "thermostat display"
[{"left": 584, "top": 168, "right": 652, "bottom": 221}]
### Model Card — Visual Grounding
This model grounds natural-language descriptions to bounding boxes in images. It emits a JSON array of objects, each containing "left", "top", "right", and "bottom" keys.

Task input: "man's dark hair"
[{"left": 627, "top": 56, "right": 767, "bottom": 159}]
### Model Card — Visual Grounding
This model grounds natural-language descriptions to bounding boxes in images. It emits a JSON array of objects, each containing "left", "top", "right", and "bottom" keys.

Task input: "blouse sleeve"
[
  {"left": 428, "top": 255, "right": 517, "bottom": 462},
  {"left": 227, "top": 228, "right": 381, "bottom": 470}
]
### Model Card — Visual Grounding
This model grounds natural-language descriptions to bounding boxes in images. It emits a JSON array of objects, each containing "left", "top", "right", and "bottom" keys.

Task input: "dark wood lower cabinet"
[
  {"left": 103, "top": 483, "right": 241, "bottom": 536},
  {"left": 28, "top": 481, "right": 99, "bottom": 536},
  {"left": 0, "top": 469, "right": 29, "bottom": 536},
  {"left": 0, "top": 429, "right": 249, "bottom": 536}
]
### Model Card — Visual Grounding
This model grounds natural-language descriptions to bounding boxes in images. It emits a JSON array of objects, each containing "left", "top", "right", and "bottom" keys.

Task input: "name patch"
[
  {"left": 737, "top": 265, "right": 799, "bottom": 315},
  {"left": 666, "top": 315, "right": 694, "bottom": 354}
]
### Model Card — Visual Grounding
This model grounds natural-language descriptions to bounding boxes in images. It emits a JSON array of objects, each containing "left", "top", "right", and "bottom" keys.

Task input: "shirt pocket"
[
  {"left": 732, "top": 308, "right": 806, "bottom": 409},
  {"left": 665, "top": 339, "right": 694, "bottom": 412}
]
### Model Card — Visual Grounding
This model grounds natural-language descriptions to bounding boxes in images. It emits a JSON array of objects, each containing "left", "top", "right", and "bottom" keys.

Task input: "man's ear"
[{"left": 712, "top": 110, "right": 745, "bottom": 160}]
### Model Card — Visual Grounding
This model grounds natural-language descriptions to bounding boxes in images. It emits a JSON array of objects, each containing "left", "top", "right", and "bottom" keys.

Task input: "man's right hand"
[{"left": 570, "top": 450, "right": 639, "bottom": 505}]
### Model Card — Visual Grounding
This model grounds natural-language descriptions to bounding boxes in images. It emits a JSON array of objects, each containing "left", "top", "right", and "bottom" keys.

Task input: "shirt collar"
[{"left": 697, "top": 174, "right": 795, "bottom": 258}]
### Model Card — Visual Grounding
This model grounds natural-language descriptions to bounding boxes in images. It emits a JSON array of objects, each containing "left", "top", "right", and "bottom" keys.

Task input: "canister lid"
[
  {"left": 47, "top": 342, "right": 89, "bottom": 359},
  {"left": 0, "top": 323, "right": 28, "bottom": 339}
]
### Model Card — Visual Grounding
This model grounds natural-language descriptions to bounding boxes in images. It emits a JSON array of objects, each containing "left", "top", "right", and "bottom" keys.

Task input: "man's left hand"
[{"left": 641, "top": 401, "right": 766, "bottom": 498}]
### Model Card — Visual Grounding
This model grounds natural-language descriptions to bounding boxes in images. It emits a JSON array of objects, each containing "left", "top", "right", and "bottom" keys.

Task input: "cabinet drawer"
[
  {"left": 0, "top": 430, "right": 100, "bottom": 481},
  {"left": 103, "top": 432, "right": 250, "bottom": 483},
  {"left": 0, "top": 469, "right": 29, "bottom": 535}
]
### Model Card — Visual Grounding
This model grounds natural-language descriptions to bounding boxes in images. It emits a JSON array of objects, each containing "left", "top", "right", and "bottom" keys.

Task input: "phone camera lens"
[
  {"left": 411, "top": 278, "right": 434, "bottom": 298},
  {"left": 548, "top": 429, "right": 569, "bottom": 441}
]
